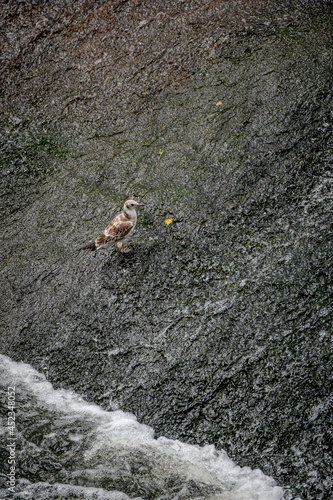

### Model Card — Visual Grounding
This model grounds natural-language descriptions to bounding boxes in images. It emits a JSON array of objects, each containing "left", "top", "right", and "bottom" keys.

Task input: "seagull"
[{"left": 78, "top": 199, "right": 144, "bottom": 254}]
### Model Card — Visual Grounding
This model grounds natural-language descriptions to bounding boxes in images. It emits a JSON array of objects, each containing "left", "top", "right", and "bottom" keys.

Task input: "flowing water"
[{"left": 0, "top": 354, "right": 289, "bottom": 500}]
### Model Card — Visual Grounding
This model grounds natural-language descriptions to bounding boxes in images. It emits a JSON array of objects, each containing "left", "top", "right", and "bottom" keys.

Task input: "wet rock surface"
[{"left": 0, "top": 1, "right": 332, "bottom": 499}]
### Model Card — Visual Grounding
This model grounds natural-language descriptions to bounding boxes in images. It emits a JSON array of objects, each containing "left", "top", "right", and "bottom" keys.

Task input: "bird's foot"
[{"left": 116, "top": 242, "right": 131, "bottom": 253}]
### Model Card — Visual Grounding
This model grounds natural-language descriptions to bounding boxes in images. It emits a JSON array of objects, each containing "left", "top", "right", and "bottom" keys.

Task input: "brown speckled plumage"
[{"left": 78, "top": 199, "right": 144, "bottom": 254}]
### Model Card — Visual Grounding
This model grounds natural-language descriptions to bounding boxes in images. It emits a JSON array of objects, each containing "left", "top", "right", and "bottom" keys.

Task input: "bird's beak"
[{"left": 137, "top": 203, "right": 145, "bottom": 207}]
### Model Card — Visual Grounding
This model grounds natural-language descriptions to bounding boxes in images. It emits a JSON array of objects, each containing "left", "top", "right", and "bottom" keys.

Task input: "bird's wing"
[
  {"left": 95, "top": 232, "right": 113, "bottom": 247},
  {"left": 105, "top": 214, "right": 134, "bottom": 240},
  {"left": 94, "top": 214, "right": 134, "bottom": 247}
]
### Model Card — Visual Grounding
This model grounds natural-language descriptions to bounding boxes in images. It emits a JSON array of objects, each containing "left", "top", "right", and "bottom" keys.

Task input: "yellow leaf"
[
  {"left": 216, "top": 100, "right": 222, "bottom": 106},
  {"left": 165, "top": 219, "right": 173, "bottom": 225}
]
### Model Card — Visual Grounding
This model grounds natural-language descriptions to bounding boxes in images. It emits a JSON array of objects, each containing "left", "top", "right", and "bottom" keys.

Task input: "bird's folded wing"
[
  {"left": 105, "top": 219, "right": 134, "bottom": 240},
  {"left": 95, "top": 232, "right": 112, "bottom": 246},
  {"left": 95, "top": 216, "right": 134, "bottom": 247}
]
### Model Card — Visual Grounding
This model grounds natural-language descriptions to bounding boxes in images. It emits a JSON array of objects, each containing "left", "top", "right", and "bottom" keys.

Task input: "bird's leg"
[
  {"left": 115, "top": 241, "right": 131, "bottom": 253},
  {"left": 120, "top": 242, "right": 131, "bottom": 253}
]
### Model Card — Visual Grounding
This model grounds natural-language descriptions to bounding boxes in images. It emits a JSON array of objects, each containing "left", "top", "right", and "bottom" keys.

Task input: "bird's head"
[{"left": 124, "top": 199, "right": 145, "bottom": 210}]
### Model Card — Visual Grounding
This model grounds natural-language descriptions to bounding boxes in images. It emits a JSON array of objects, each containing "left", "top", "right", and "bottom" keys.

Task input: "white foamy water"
[{"left": 0, "top": 354, "right": 286, "bottom": 499}]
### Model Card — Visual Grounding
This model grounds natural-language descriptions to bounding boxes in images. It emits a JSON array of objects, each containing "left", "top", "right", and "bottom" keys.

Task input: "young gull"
[{"left": 78, "top": 199, "right": 144, "bottom": 254}]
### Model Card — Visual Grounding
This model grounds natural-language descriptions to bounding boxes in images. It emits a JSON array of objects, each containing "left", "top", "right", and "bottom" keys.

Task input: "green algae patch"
[{"left": 0, "top": 122, "right": 71, "bottom": 218}]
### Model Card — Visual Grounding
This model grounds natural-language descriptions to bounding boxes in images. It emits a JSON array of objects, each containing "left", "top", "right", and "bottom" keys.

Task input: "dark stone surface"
[{"left": 1, "top": 1, "right": 332, "bottom": 498}]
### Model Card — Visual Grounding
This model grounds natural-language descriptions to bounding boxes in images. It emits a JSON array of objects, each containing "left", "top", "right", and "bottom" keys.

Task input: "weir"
[{"left": 0, "top": 1, "right": 332, "bottom": 498}]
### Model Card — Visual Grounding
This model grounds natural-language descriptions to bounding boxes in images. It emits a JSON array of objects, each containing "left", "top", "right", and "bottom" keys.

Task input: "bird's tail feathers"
[{"left": 77, "top": 242, "right": 97, "bottom": 252}]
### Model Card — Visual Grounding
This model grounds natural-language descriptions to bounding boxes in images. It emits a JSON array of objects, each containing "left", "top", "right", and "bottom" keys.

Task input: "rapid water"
[{"left": 0, "top": 355, "right": 291, "bottom": 500}]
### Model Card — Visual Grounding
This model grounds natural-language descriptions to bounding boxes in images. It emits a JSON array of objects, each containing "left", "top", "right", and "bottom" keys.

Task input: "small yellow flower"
[
  {"left": 216, "top": 100, "right": 222, "bottom": 106},
  {"left": 165, "top": 219, "right": 173, "bottom": 225}
]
